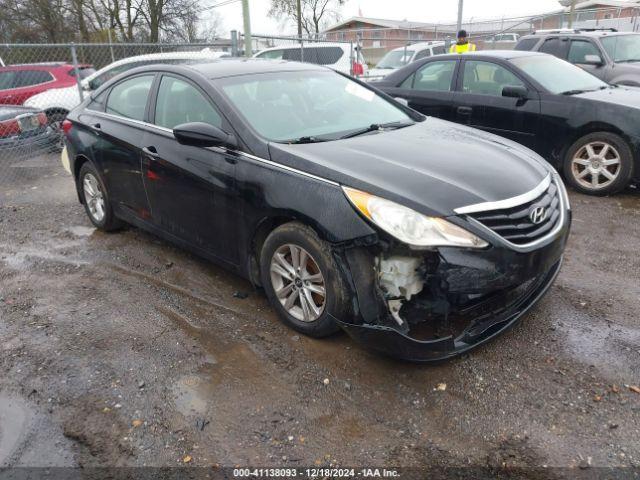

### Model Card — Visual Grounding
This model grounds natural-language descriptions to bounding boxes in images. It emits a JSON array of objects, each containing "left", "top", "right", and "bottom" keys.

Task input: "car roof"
[
  {"left": 187, "top": 58, "right": 326, "bottom": 79},
  {"left": 523, "top": 30, "right": 638, "bottom": 39},
  {"left": 429, "top": 50, "right": 547, "bottom": 61},
  {"left": 257, "top": 43, "right": 348, "bottom": 53}
]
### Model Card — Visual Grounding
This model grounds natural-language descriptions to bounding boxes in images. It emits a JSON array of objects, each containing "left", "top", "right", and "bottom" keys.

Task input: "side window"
[
  {"left": 87, "top": 89, "right": 108, "bottom": 112},
  {"left": 413, "top": 49, "right": 431, "bottom": 61},
  {"left": 14, "top": 70, "right": 54, "bottom": 88},
  {"left": 462, "top": 61, "right": 525, "bottom": 96},
  {"left": 154, "top": 76, "right": 222, "bottom": 130},
  {"left": 258, "top": 49, "right": 284, "bottom": 60},
  {"left": 0, "top": 71, "right": 17, "bottom": 90},
  {"left": 410, "top": 61, "right": 456, "bottom": 92},
  {"left": 515, "top": 38, "right": 540, "bottom": 51},
  {"left": 432, "top": 46, "right": 446, "bottom": 55},
  {"left": 568, "top": 40, "right": 601, "bottom": 63},
  {"left": 106, "top": 75, "right": 154, "bottom": 121},
  {"left": 539, "top": 37, "right": 569, "bottom": 58}
]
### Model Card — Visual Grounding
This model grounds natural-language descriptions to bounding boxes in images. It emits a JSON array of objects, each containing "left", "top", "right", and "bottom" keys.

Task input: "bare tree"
[{"left": 269, "top": 0, "right": 344, "bottom": 37}]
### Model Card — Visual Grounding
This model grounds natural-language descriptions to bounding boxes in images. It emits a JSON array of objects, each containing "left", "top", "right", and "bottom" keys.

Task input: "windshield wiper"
[
  {"left": 338, "top": 121, "right": 414, "bottom": 140},
  {"left": 287, "top": 136, "right": 331, "bottom": 144}
]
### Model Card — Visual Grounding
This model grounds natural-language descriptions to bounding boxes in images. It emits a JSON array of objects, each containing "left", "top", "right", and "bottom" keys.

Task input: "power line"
[{"left": 199, "top": 0, "right": 242, "bottom": 13}]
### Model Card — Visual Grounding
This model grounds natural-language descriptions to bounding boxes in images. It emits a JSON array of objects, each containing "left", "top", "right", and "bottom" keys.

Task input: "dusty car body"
[{"left": 62, "top": 60, "right": 571, "bottom": 362}]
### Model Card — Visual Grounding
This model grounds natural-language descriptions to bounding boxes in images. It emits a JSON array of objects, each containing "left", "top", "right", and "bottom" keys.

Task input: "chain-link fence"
[{"left": 0, "top": 42, "right": 233, "bottom": 185}]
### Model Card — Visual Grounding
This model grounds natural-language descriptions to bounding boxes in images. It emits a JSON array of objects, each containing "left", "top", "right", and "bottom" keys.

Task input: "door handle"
[
  {"left": 457, "top": 106, "right": 473, "bottom": 116},
  {"left": 142, "top": 146, "right": 160, "bottom": 158},
  {"left": 90, "top": 122, "right": 101, "bottom": 131}
]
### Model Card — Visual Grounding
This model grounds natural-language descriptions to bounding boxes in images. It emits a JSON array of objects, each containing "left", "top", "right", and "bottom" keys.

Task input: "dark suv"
[{"left": 516, "top": 29, "right": 640, "bottom": 86}]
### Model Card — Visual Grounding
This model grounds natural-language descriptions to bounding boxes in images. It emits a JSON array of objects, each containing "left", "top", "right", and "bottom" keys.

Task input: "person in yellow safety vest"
[{"left": 450, "top": 30, "right": 477, "bottom": 54}]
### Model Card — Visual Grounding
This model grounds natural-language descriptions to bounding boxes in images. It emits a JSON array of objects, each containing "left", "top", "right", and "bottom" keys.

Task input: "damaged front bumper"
[{"left": 335, "top": 215, "right": 569, "bottom": 363}]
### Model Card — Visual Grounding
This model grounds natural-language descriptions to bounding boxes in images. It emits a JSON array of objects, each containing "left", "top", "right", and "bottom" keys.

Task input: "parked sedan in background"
[
  {"left": 0, "top": 104, "right": 57, "bottom": 157},
  {"left": 373, "top": 51, "right": 640, "bottom": 195},
  {"left": 0, "top": 62, "right": 94, "bottom": 105},
  {"left": 63, "top": 59, "right": 570, "bottom": 362},
  {"left": 365, "top": 42, "right": 446, "bottom": 81},
  {"left": 254, "top": 43, "right": 368, "bottom": 76}
]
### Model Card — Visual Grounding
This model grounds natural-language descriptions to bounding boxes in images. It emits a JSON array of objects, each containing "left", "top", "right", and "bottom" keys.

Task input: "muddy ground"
[{"left": 0, "top": 153, "right": 639, "bottom": 475}]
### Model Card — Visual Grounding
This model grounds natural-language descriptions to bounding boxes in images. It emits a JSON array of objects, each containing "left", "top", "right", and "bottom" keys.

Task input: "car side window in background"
[
  {"left": 413, "top": 50, "right": 431, "bottom": 61},
  {"left": 282, "top": 47, "right": 343, "bottom": 66},
  {"left": 568, "top": 40, "right": 601, "bottom": 63},
  {"left": 257, "top": 49, "right": 285, "bottom": 60},
  {"left": 13, "top": 70, "right": 54, "bottom": 88},
  {"left": 432, "top": 46, "right": 446, "bottom": 55},
  {"left": 539, "top": 37, "right": 569, "bottom": 58},
  {"left": 462, "top": 61, "right": 525, "bottom": 96},
  {"left": 407, "top": 61, "right": 456, "bottom": 91},
  {"left": 154, "top": 76, "right": 222, "bottom": 130},
  {"left": 0, "top": 71, "right": 17, "bottom": 90},
  {"left": 515, "top": 38, "right": 539, "bottom": 51},
  {"left": 105, "top": 75, "right": 154, "bottom": 121}
]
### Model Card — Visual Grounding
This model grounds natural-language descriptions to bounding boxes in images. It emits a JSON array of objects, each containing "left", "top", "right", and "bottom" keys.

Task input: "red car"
[{"left": 0, "top": 63, "right": 95, "bottom": 105}]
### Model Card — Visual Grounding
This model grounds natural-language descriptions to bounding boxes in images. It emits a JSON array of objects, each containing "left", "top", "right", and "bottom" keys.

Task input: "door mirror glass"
[
  {"left": 584, "top": 54, "right": 604, "bottom": 66},
  {"left": 502, "top": 85, "right": 528, "bottom": 99},
  {"left": 173, "top": 122, "right": 237, "bottom": 149},
  {"left": 394, "top": 97, "right": 409, "bottom": 106}
]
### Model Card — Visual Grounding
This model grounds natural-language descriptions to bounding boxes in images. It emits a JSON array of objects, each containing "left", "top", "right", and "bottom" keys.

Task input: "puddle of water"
[
  {"left": 0, "top": 395, "right": 30, "bottom": 466},
  {"left": 563, "top": 317, "right": 640, "bottom": 380}
]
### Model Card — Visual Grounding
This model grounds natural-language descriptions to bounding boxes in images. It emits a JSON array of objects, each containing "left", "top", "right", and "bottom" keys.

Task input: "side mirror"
[
  {"left": 173, "top": 122, "right": 237, "bottom": 149},
  {"left": 583, "top": 54, "right": 604, "bottom": 66},
  {"left": 394, "top": 97, "right": 409, "bottom": 106},
  {"left": 502, "top": 85, "right": 529, "bottom": 99}
]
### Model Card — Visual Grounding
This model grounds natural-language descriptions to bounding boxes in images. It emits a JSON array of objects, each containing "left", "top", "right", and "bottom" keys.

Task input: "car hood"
[
  {"left": 267, "top": 117, "right": 551, "bottom": 217},
  {"left": 574, "top": 85, "right": 640, "bottom": 108},
  {"left": 0, "top": 105, "right": 40, "bottom": 120}
]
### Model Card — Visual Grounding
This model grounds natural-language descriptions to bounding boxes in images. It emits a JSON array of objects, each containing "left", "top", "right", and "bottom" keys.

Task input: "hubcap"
[
  {"left": 83, "top": 173, "right": 106, "bottom": 222},
  {"left": 269, "top": 244, "right": 326, "bottom": 322},
  {"left": 571, "top": 141, "right": 621, "bottom": 190}
]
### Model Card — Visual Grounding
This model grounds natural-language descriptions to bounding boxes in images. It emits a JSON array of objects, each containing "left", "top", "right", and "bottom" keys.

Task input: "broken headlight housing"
[{"left": 343, "top": 187, "right": 488, "bottom": 249}]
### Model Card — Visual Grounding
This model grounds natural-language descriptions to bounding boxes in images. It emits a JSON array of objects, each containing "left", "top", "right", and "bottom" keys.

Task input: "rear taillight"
[
  {"left": 0, "top": 119, "right": 20, "bottom": 138},
  {"left": 62, "top": 119, "right": 73, "bottom": 135},
  {"left": 352, "top": 62, "right": 364, "bottom": 76},
  {"left": 37, "top": 112, "right": 48, "bottom": 126}
]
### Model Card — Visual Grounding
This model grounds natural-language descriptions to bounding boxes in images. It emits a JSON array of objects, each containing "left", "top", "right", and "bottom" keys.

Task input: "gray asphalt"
[{"left": 0, "top": 152, "right": 639, "bottom": 474}]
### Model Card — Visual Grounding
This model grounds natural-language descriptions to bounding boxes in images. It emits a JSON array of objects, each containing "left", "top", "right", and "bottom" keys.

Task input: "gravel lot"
[{"left": 1, "top": 152, "right": 639, "bottom": 475}]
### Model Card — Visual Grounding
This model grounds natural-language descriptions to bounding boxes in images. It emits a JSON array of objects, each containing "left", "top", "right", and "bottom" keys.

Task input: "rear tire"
[
  {"left": 563, "top": 132, "right": 633, "bottom": 196},
  {"left": 78, "top": 162, "right": 122, "bottom": 232},
  {"left": 260, "top": 222, "right": 347, "bottom": 338}
]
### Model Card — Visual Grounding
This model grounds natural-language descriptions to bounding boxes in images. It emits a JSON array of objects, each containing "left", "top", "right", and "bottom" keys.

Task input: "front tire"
[
  {"left": 260, "top": 222, "right": 348, "bottom": 338},
  {"left": 78, "top": 162, "right": 122, "bottom": 231},
  {"left": 563, "top": 132, "right": 633, "bottom": 196}
]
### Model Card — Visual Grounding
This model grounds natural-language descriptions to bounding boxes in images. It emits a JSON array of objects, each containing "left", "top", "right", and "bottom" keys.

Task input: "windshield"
[
  {"left": 219, "top": 70, "right": 414, "bottom": 142},
  {"left": 375, "top": 49, "right": 415, "bottom": 69},
  {"left": 601, "top": 35, "right": 640, "bottom": 62},
  {"left": 510, "top": 55, "right": 607, "bottom": 94}
]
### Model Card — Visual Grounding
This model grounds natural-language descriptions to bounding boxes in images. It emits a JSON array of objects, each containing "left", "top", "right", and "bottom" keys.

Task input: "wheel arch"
[
  {"left": 560, "top": 122, "right": 628, "bottom": 161},
  {"left": 73, "top": 154, "right": 92, "bottom": 204}
]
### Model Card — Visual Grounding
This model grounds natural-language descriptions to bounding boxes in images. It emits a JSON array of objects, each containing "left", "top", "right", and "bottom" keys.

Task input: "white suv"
[
  {"left": 25, "top": 51, "right": 230, "bottom": 128},
  {"left": 254, "top": 43, "right": 367, "bottom": 77}
]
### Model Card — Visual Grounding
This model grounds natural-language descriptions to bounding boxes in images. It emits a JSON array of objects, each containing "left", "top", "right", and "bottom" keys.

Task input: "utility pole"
[
  {"left": 456, "top": 0, "right": 464, "bottom": 32},
  {"left": 568, "top": 0, "right": 577, "bottom": 28},
  {"left": 242, "top": 0, "right": 252, "bottom": 57},
  {"left": 296, "top": 0, "right": 302, "bottom": 38}
]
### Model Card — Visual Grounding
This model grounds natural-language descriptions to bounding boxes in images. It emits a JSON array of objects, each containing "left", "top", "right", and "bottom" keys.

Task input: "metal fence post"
[
  {"left": 300, "top": 38, "right": 304, "bottom": 63},
  {"left": 231, "top": 30, "right": 238, "bottom": 57},
  {"left": 349, "top": 42, "right": 354, "bottom": 76},
  {"left": 70, "top": 43, "right": 84, "bottom": 102}
]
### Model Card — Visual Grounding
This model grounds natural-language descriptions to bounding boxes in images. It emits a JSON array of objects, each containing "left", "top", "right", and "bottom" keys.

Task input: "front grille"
[{"left": 469, "top": 181, "right": 561, "bottom": 246}]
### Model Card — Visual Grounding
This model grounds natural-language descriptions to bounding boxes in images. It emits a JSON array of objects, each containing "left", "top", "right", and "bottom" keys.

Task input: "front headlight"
[{"left": 343, "top": 187, "right": 488, "bottom": 249}]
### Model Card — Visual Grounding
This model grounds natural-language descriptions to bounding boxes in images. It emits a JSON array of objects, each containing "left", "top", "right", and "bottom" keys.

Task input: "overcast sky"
[{"left": 208, "top": 0, "right": 566, "bottom": 36}]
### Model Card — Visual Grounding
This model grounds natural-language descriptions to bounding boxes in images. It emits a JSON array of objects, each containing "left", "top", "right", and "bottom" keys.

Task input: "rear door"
[
  {"left": 386, "top": 59, "right": 459, "bottom": 120},
  {"left": 141, "top": 74, "right": 240, "bottom": 264},
  {"left": 451, "top": 59, "right": 541, "bottom": 149},
  {"left": 95, "top": 73, "right": 155, "bottom": 219},
  {"left": 567, "top": 38, "right": 607, "bottom": 80},
  {"left": 538, "top": 36, "right": 570, "bottom": 60}
]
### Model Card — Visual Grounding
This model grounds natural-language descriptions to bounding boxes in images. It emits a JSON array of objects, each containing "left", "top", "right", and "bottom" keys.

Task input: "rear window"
[
  {"left": 515, "top": 38, "right": 539, "bottom": 51},
  {"left": 282, "top": 47, "right": 344, "bottom": 65},
  {"left": 0, "top": 71, "right": 17, "bottom": 90}
]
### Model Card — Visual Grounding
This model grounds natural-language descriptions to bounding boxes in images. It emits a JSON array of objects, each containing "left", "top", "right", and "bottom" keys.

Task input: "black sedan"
[
  {"left": 63, "top": 59, "right": 570, "bottom": 362},
  {"left": 372, "top": 51, "right": 640, "bottom": 196},
  {"left": 0, "top": 105, "right": 58, "bottom": 159}
]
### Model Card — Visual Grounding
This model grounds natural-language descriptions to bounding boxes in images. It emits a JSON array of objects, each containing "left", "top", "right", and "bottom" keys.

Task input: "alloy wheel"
[
  {"left": 269, "top": 244, "right": 326, "bottom": 322},
  {"left": 571, "top": 141, "right": 621, "bottom": 191},
  {"left": 83, "top": 173, "right": 106, "bottom": 222}
]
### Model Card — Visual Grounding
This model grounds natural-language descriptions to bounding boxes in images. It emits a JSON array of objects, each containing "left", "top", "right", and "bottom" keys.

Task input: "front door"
[
  {"left": 451, "top": 59, "right": 541, "bottom": 151},
  {"left": 568, "top": 39, "right": 607, "bottom": 81},
  {"left": 141, "top": 74, "right": 240, "bottom": 265}
]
